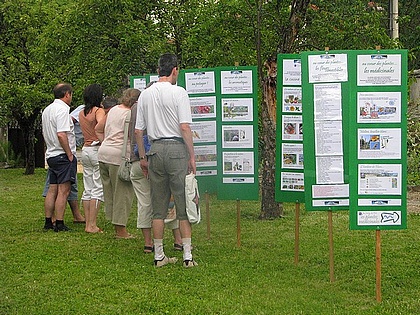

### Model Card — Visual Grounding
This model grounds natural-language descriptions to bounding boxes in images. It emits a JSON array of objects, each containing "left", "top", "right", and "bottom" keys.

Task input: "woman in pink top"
[
  {"left": 96, "top": 88, "right": 140, "bottom": 239},
  {"left": 79, "top": 84, "right": 105, "bottom": 233}
]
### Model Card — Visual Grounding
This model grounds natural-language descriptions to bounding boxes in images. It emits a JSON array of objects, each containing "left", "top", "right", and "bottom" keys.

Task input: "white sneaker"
[
  {"left": 154, "top": 256, "right": 178, "bottom": 267},
  {"left": 183, "top": 259, "right": 198, "bottom": 268}
]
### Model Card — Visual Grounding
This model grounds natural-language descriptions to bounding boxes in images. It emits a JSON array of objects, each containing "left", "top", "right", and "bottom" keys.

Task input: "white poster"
[
  {"left": 282, "top": 59, "right": 302, "bottom": 86},
  {"left": 357, "top": 211, "right": 401, "bottom": 226},
  {"left": 282, "top": 143, "right": 304, "bottom": 169},
  {"left": 185, "top": 71, "right": 215, "bottom": 94},
  {"left": 223, "top": 151, "right": 254, "bottom": 175},
  {"left": 222, "top": 98, "right": 253, "bottom": 121},
  {"left": 223, "top": 177, "right": 255, "bottom": 184},
  {"left": 190, "top": 96, "right": 217, "bottom": 119},
  {"left": 313, "top": 83, "right": 342, "bottom": 121},
  {"left": 358, "top": 199, "right": 402, "bottom": 206},
  {"left": 312, "top": 199, "right": 349, "bottom": 207},
  {"left": 194, "top": 145, "right": 217, "bottom": 167},
  {"left": 308, "top": 53, "right": 348, "bottom": 83},
  {"left": 282, "top": 115, "right": 303, "bottom": 141},
  {"left": 221, "top": 70, "right": 253, "bottom": 94},
  {"left": 358, "top": 128, "right": 401, "bottom": 159},
  {"left": 316, "top": 156, "right": 344, "bottom": 184},
  {"left": 222, "top": 125, "right": 254, "bottom": 148},
  {"left": 282, "top": 87, "right": 302, "bottom": 113},
  {"left": 357, "top": 92, "right": 401, "bottom": 123},
  {"left": 358, "top": 164, "right": 402, "bottom": 195},
  {"left": 191, "top": 121, "right": 216, "bottom": 143},
  {"left": 281, "top": 172, "right": 304, "bottom": 191},
  {"left": 133, "top": 77, "right": 146, "bottom": 91},
  {"left": 357, "top": 54, "right": 401, "bottom": 86},
  {"left": 312, "top": 184, "right": 349, "bottom": 198},
  {"left": 196, "top": 169, "right": 217, "bottom": 177},
  {"left": 314, "top": 120, "right": 343, "bottom": 156}
]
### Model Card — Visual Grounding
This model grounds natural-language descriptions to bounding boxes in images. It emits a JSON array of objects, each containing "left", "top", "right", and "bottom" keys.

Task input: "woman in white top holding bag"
[{"left": 96, "top": 88, "right": 140, "bottom": 239}]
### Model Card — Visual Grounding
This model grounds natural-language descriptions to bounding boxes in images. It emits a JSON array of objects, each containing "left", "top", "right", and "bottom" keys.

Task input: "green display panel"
[
  {"left": 215, "top": 66, "right": 259, "bottom": 200},
  {"left": 301, "top": 50, "right": 351, "bottom": 211},
  {"left": 348, "top": 49, "right": 407, "bottom": 230},
  {"left": 178, "top": 68, "right": 219, "bottom": 195},
  {"left": 275, "top": 54, "right": 305, "bottom": 203}
]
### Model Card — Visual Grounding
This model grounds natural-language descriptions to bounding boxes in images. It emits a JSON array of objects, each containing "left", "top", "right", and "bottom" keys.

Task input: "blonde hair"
[{"left": 120, "top": 88, "right": 140, "bottom": 108}]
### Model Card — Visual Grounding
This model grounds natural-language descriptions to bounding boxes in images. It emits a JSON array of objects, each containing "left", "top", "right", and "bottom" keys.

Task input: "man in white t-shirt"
[
  {"left": 42, "top": 83, "right": 77, "bottom": 232},
  {"left": 135, "top": 53, "right": 197, "bottom": 267}
]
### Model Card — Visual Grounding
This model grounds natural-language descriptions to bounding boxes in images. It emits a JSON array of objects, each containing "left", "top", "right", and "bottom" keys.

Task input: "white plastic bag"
[{"left": 185, "top": 173, "right": 201, "bottom": 224}]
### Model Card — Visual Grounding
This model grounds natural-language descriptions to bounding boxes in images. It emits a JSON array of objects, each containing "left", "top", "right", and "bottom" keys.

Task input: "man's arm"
[
  {"left": 134, "top": 128, "right": 148, "bottom": 177},
  {"left": 57, "top": 132, "right": 73, "bottom": 162},
  {"left": 180, "top": 123, "right": 196, "bottom": 174}
]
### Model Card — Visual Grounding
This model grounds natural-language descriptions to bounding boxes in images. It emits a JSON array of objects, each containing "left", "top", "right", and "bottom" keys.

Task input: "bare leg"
[
  {"left": 115, "top": 225, "right": 131, "bottom": 238},
  {"left": 179, "top": 220, "right": 192, "bottom": 239},
  {"left": 85, "top": 199, "right": 102, "bottom": 233},
  {"left": 68, "top": 199, "right": 85, "bottom": 222},
  {"left": 45, "top": 184, "right": 58, "bottom": 218},
  {"left": 141, "top": 228, "right": 153, "bottom": 247},
  {"left": 172, "top": 228, "right": 182, "bottom": 245},
  {"left": 152, "top": 219, "right": 165, "bottom": 239},
  {"left": 55, "top": 182, "right": 71, "bottom": 220}
]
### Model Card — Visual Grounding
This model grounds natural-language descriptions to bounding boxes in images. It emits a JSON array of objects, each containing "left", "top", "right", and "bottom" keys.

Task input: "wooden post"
[
  {"left": 328, "top": 210, "right": 335, "bottom": 283},
  {"left": 294, "top": 201, "right": 300, "bottom": 265},
  {"left": 236, "top": 199, "right": 241, "bottom": 247},
  {"left": 376, "top": 229, "right": 382, "bottom": 302},
  {"left": 206, "top": 192, "right": 210, "bottom": 240}
]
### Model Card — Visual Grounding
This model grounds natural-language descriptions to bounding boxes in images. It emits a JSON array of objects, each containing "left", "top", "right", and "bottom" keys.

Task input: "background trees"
[{"left": 1, "top": 0, "right": 417, "bottom": 216}]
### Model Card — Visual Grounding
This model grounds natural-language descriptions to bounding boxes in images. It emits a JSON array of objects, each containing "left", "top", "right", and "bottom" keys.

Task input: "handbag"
[
  {"left": 117, "top": 110, "right": 132, "bottom": 182},
  {"left": 185, "top": 173, "right": 201, "bottom": 224}
]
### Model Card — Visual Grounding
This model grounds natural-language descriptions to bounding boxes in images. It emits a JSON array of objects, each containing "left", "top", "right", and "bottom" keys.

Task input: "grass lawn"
[{"left": 1, "top": 168, "right": 420, "bottom": 314}]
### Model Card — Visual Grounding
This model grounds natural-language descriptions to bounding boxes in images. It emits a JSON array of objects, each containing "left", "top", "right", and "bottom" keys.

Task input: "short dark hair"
[
  {"left": 83, "top": 83, "right": 103, "bottom": 115},
  {"left": 102, "top": 96, "right": 118, "bottom": 110},
  {"left": 158, "top": 53, "right": 178, "bottom": 77},
  {"left": 53, "top": 83, "right": 72, "bottom": 99}
]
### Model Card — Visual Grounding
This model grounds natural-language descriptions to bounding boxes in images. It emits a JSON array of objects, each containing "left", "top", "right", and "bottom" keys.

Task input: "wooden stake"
[
  {"left": 206, "top": 192, "right": 210, "bottom": 240},
  {"left": 328, "top": 210, "right": 335, "bottom": 283},
  {"left": 376, "top": 230, "right": 382, "bottom": 302},
  {"left": 294, "top": 202, "right": 300, "bottom": 265},
  {"left": 236, "top": 199, "right": 241, "bottom": 247}
]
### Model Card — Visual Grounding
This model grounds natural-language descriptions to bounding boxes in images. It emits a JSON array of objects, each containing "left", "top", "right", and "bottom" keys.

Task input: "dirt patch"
[{"left": 408, "top": 188, "right": 420, "bottom": 213}]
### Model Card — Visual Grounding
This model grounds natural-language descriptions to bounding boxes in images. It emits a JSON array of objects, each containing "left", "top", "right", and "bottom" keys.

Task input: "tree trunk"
[{"left": 259, "top": 57, "right": 283, "bottom": 219}]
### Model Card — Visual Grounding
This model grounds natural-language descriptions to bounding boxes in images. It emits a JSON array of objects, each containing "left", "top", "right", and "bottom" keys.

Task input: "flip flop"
[
  {"left": 143, "top": 245, "right": 154, "bottom": 253},
  {"left": 115, "top": 233, "right": 136, "bottom": 239},
  {"left": 73, "top": 220, "right": 86, "bottom": 224}
]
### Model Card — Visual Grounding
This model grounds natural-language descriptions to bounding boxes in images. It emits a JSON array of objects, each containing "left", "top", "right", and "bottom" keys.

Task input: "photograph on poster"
[
  {"left": 281, "top": 172, "right": 304, "bottom": 191},
  {"left": 223, "top": 177, "right": 255, "bottom": 184},
  {"left": 222, "top": 98, "right": 253, "bottom": 121},
  {"left": 223, "top": 151, "right": 254, "bottom": 175},
  {"left": 308, "top": 53, "right": 348, "bottom": 83},
  {"left": 282, "top": 87, "right": 302, "bottom": 113},
  {"left": 190, "top": 96, "right": 216, "bottom": 119},
  {"left": 194, "top": 145, "right": 217, "bottom": 167},
  {"left": 312, "top": 184, "right": 349, "bottom": 198},
  {"left": 222, "top": 125, "right": 254, "bottom": 148},
  {"left": 185, "top": 71, "right": 215, "bottom": 94},
  {"left": 314, "top": 120, "right": 343, "bottom": 156},
  {"left": 316, "top": 156, "right": 344, "bottom": 184},
  {"left": 282, "top": 143, "right": 303, "bottom": 169},
  {"left": 357, "top": 211, "right": 401, "bottom": 226},
  {"left": 282, "top": 115, "right": 303, "bottom": 141},
  {"left": 358, "top": 164, "right": 401, "bottom": 195},
  {"left": 358, "top": 198, "right": 402, "bottom": 206},
  {"left": 133, "top": 78, "right": 146, "bottom": 91},
  {"left": 221, "top": 70, "right": 253, "bottom": 94},
  {"left": 282, "top": 59, "right": 302, "bottom": 86},
  {"left": 357, "top": 54, "right": 401, "bottom": 86},
  {"left": 314, "top": 83, "right": 342, "bottom": 121},
  {"left": 358, "top": 128, "right": 401, "bottom": 159},
  {"left": 357, "top": 92, "right": 401, "bottom": 123},
  {"left": 191, "top": 121, "right": 217, "bottom": 143}
]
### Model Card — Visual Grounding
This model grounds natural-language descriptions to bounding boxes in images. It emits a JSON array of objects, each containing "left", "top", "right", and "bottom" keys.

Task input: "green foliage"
[
  {"left": 398, "top": 0, "right": 420, "bottom": 70},
  {"left": 0, "top": 141, "right": 23, "bottom": 168},
  {"left": 2, "top": 169, "right": 420, "bottom": 314}
]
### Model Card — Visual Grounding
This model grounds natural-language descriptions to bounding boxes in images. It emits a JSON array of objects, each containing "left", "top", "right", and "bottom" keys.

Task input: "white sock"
[
  {"left": 182, "top": 238, "right": 192, "bottom": 261},
  {"left": 154, "top": 239, "right": 165, "bottom": 260}
]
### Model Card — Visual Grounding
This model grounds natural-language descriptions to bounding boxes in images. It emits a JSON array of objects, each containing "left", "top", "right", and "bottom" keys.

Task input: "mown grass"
[{"left": 1, "top": 168, "right": 420, "bottom": 314}]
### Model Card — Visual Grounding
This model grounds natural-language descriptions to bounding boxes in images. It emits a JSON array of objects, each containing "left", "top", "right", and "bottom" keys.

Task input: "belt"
[{"left": 152, "top": 137, "right": 184, "bottom": 144}]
